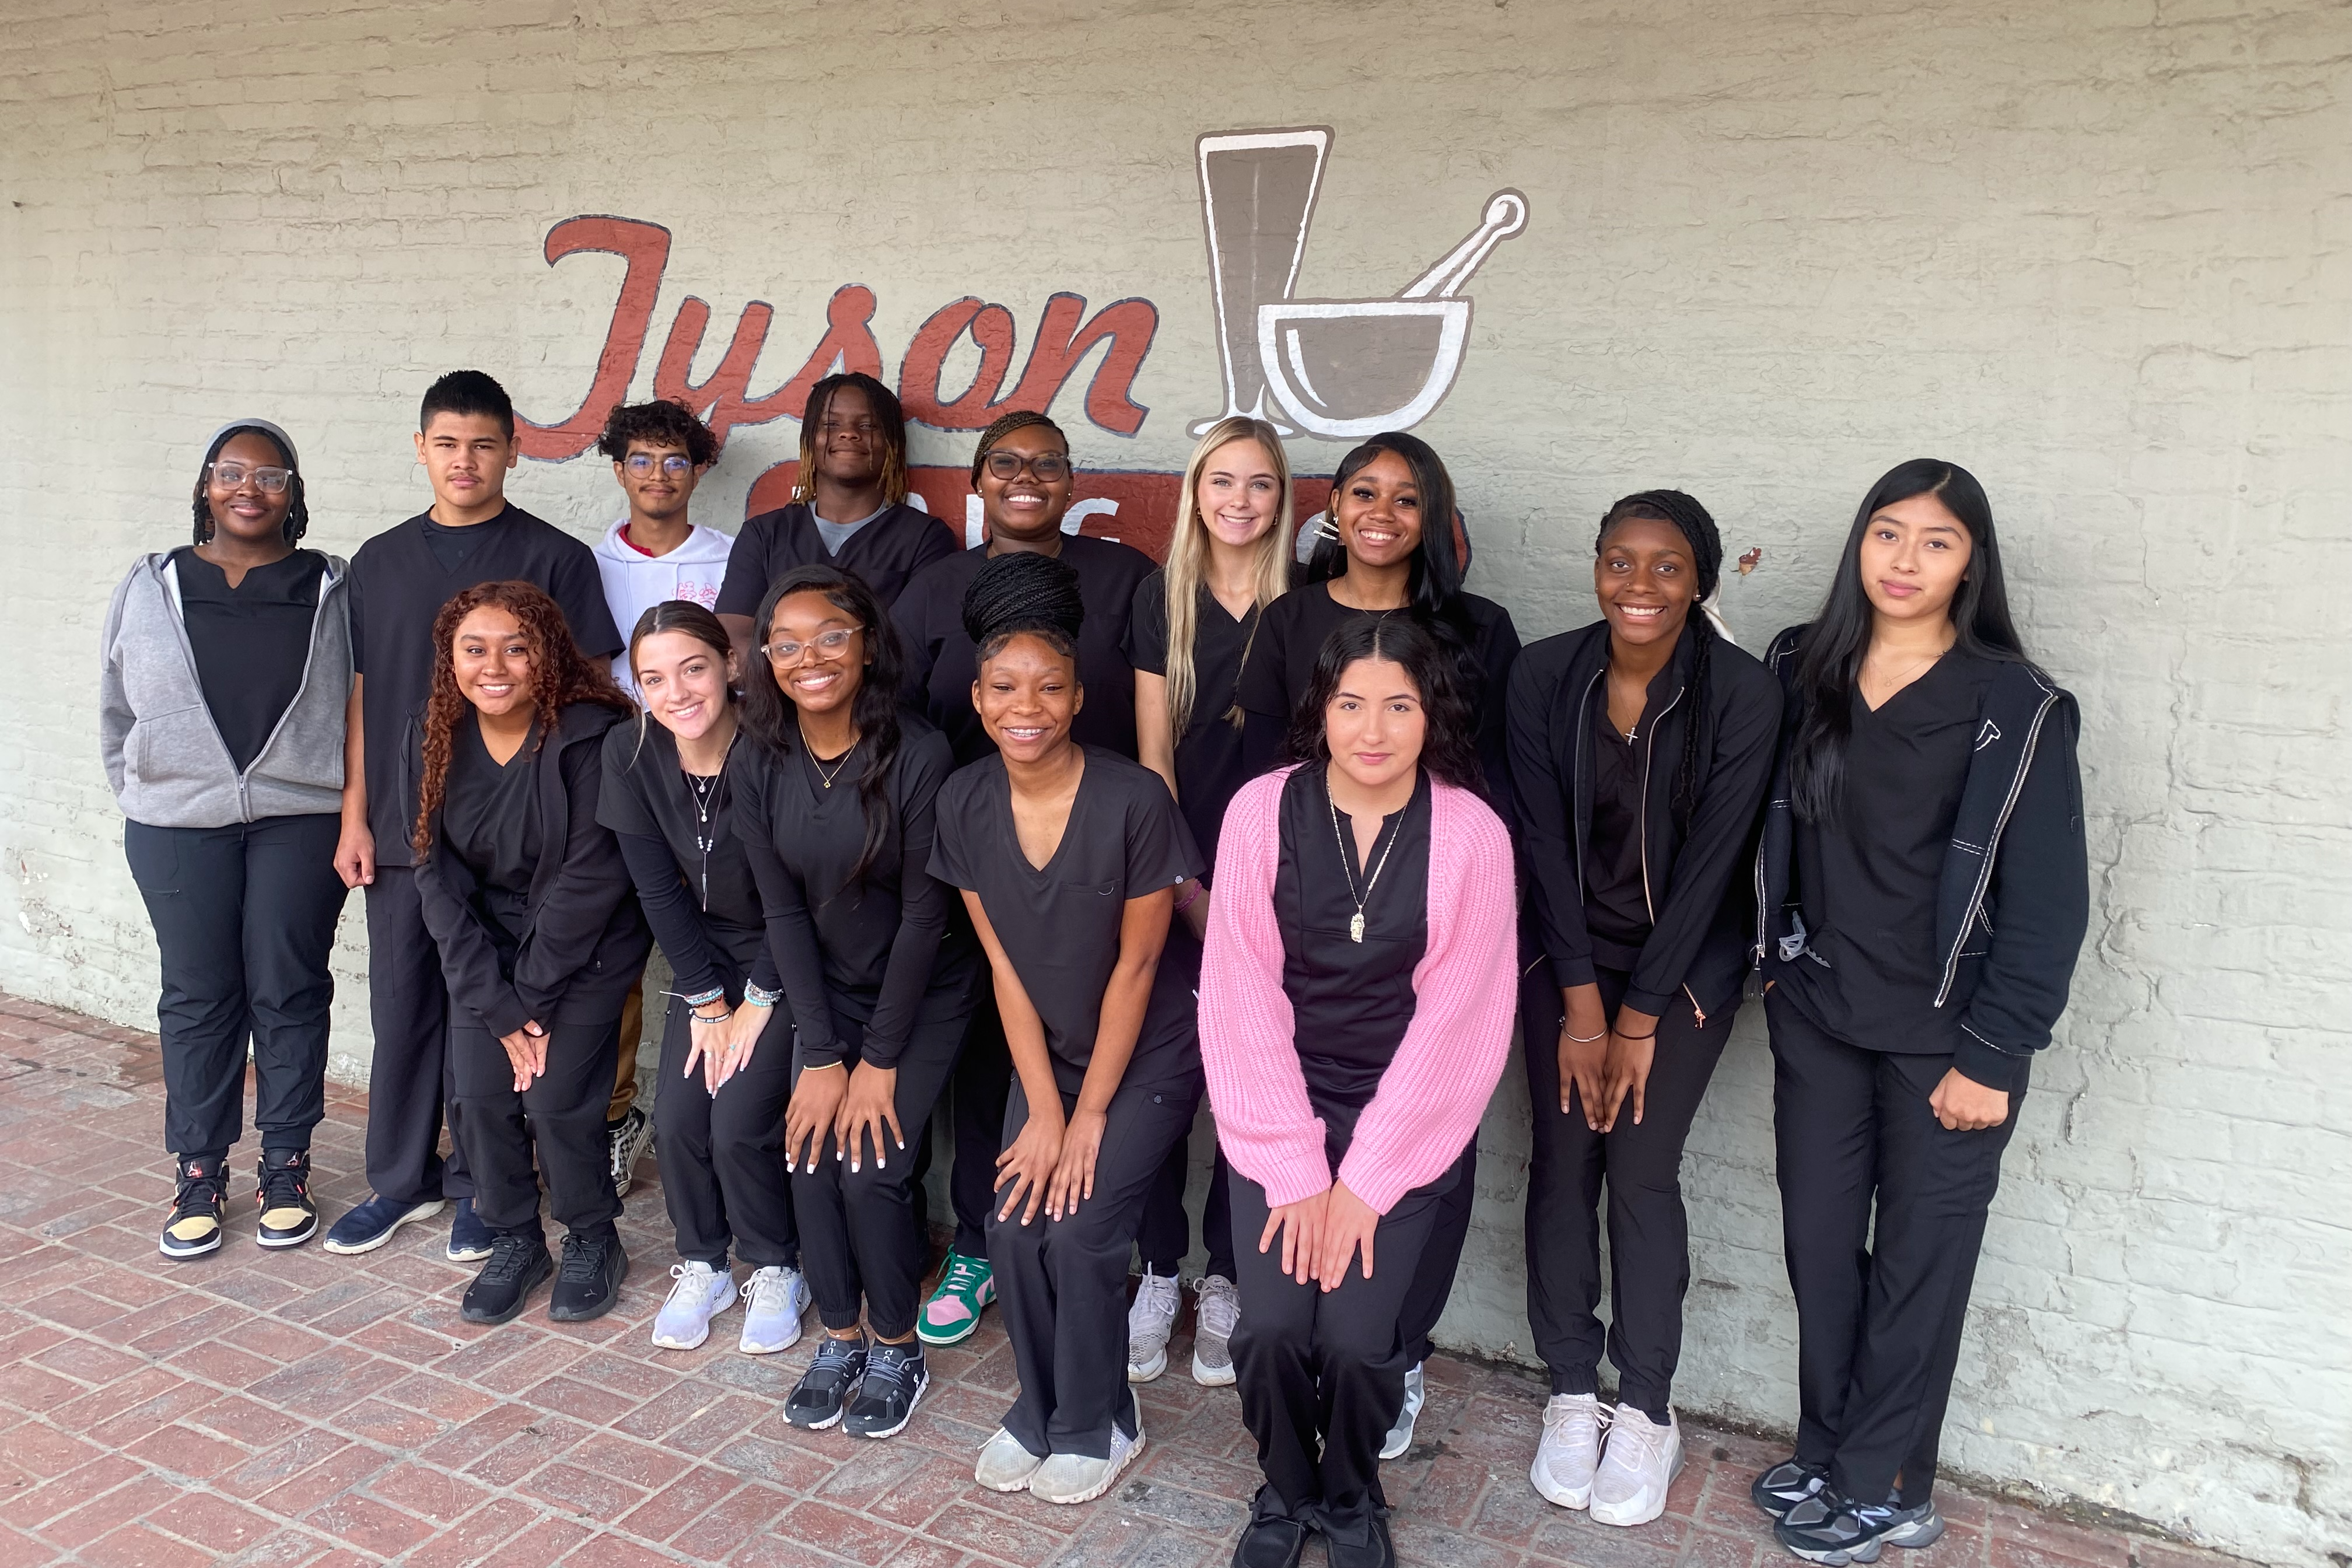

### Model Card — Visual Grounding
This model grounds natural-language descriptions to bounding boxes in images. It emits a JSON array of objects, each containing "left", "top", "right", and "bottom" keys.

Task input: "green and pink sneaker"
[{"left": 916, "top": 1251, "right": 996, "bottom": 1347}]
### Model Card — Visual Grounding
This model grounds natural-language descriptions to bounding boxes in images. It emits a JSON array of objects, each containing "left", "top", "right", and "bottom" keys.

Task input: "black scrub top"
[
  {"left": 170, "top": 547, "right": 326, "bottom": 775},
  {"left": 1236, "top": 579, "right": 1520, "bottom": 797},
  {"left": 734, "top": 719, "right": 981, "bottom": 1063},
  {"left": 1584, "top": 692, "right": 1653, "bottom": 967},
  {"left": 596, "top": 722, "right": 766, "bottom": 971},
  {"left": 929, "top": 747, "right": 1203, "bottom": 1095},
  {"left": 1275, "top": 764, "right": 1431, "bottom": 1132},
  {"left": 1125, "top": 565, "right": 1301, "bottom": 877},
  {"left": 441, "top": 713, "right": 542, "bottom": 950},
  {"left": 716, "top": 501, "right": 959, "bottom": 618},
  {"left": 348, "top": 504, "right": 620, "bottom": 867},
  {"left": 1774, "top": 649, "right": 1997, "bottom": 1051},
  {"left": 894, "top": 536, "right": 1157, "bottom": 768}
]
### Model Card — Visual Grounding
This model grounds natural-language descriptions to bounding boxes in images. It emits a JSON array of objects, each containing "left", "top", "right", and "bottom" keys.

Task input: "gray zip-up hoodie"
[{"left": 99, "top": 551, "right": 353, "bottom": 828}]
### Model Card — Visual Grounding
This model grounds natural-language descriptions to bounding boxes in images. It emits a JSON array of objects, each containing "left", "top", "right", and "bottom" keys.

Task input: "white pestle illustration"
[{"left": 1190, "top": 126, "right": 1527, "bottom": 440}]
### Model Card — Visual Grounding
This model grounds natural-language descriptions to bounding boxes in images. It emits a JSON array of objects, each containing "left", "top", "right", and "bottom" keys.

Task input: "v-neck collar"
[{"left": 1007, "top": 751, "right": 1088, "bottom": 876}]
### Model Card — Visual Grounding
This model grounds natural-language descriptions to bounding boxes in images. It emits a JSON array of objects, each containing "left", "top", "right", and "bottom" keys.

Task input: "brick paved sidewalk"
[{"left": 0, "top": 994, "right": 2238, "bottom": 1568}]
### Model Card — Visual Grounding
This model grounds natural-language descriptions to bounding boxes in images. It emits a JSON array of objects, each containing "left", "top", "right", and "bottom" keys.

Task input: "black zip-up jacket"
[
  {"left": 1507, "top": 620, "right": 1782, "bottom": 1021},
  {"left": 1754, "top": 625, "right": 2088, "bottom": 1092},
  {"left": 411, "top": 701, "right": 651, "bottom": 1039}
]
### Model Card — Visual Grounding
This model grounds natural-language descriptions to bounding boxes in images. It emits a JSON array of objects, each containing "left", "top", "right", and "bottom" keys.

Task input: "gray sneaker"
[
  {"left": 608, "top": 1105, "right": 654, "bottom": 1199},
  {"left": 1380, "top": 1361, "right": 1426, "bottom": 1460},
  {"left": 1775, "top": 1491, "right": 1946, "bottom": 1564},
  {"left": 1190, "top": 1273, "right": 1240, "bottom": 1387}
]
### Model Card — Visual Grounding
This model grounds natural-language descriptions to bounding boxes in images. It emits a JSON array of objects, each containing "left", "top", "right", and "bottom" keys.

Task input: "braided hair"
[
  {"left": 969, "top": 408, "right": 1066, "bottom": 488},
  {"left": 961, "top": 550, "right": 1085, "bottom": 665},
  {"left": 794, "top": 374, "right": 910, "bottom": 507},
  {"left": 191, "top": 424, "right": 310, "bottom": 545},
  {"left": 1597, "top": 489, "right": 1724, "bottom": 831}
]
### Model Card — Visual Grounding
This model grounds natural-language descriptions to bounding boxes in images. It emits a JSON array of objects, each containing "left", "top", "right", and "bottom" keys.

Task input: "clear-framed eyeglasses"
[
  {"left": 982, "top": 450, "right": 1072, "bottom": 482},
  {"left": 623, "top": 453, "right": 696, "bottom": 478},
  {"left": 207, "top": 462, "right": 293, "bottom": 494},
  {"left": 761, "top": 627, "right": 863, "bottom": 664}
]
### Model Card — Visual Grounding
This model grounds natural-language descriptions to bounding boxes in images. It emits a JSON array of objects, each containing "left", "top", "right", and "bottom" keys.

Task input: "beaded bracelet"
[
  {"left": 742, "top": 982, "right": 783, "bottom": 1009},
  {"left": 673, "top": 985, "right": 726, "bottom": 1009}
]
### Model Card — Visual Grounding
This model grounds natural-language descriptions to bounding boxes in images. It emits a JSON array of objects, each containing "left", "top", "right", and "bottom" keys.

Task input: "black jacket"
[
  {"left": 1754, "top": 625, "right": 2088, "bottom": 1091},
  {"left": 1508, "top": 620, "right": 1782, "bottom": 1021},
  {"left": 411, "top": 701, "right": 651, "bottom": 1038}
]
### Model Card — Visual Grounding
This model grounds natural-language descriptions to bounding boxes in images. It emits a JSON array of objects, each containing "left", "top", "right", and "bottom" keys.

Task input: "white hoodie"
[{"left": 594, "top": 517, "right": 736, "bottom": 695}]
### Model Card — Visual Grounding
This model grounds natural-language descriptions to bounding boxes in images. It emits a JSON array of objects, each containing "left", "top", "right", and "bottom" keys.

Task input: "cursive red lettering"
[
  {"left": 898, "top": 298, "right": 1020, "bottom": 430},
  {"left": 1005, "top": 294, "right": 1159, "bottom": 437},
  {"left": 719, "top": 284, "right": 886, "bottom": 440},
  {"left": 516, "top": 216, "right": 672, "bottom": 461}
]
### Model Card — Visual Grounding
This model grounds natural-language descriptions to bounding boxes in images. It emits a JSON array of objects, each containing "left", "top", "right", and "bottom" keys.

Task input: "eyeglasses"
[
  {"left": 982, "top": 450, "right": 1072, "bottom": 482},
  {"left": 623, "top": 453, "right": 696, "bottom": 478},
  {"left": 761, "top": 626, "right": 862, "bottom": 664},
  {"left": 207, "top": 462, "right": 292, "bottom": 494}
]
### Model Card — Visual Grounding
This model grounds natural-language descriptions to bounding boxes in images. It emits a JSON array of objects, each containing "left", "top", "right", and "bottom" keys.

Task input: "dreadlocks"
[
  {"left": 794, "top": 373, "right": 911, "bottom": 508},
  {"left": 1597, "top": 489, "right": 1725, "bottom": 831}
]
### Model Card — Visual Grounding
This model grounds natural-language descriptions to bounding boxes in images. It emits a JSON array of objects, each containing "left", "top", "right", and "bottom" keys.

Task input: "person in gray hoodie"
[{"left": 100, "top": 419, "right": 354, "bottom": 1263}]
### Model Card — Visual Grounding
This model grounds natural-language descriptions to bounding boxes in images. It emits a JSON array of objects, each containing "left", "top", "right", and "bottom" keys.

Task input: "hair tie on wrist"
[{"left": 1564, "top": 1028, "right": 1606, "bottom": 1044}]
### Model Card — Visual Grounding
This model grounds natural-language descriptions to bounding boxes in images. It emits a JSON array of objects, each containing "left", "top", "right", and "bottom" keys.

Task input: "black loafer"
[
  {"left": 463, "top": 1234, "right": 554, "bottom": 1324},
  {"left": 1322, "top": 1511, "right": 1395, "bottom": 1568},
  {"left": 550, "top": 1228, "right": 628, "bottom": 1322},
  {"left": 1231, "top": 1514, "right": 1311, "bottom": 1568}
]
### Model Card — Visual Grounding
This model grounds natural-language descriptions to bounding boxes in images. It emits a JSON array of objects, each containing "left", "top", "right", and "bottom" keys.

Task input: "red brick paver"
[{"left": 0, "top": 993, "right": 2244, "bottom": 1567}]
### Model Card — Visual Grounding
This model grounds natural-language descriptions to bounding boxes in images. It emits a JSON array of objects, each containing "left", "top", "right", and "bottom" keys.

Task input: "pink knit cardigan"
[{"left": 1198, "top": 766, "right": 1520, "bottom": 1214}]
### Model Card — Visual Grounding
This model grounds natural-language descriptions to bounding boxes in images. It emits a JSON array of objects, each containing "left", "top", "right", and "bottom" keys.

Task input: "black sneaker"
[
  {"left": 1754, "top": 1457, "right": 1829, "bottom": 1518},
  {"left": 1231, "top": 1487, "right": 1312, "bottom": 1568},
  {"left": 844, "top": 1340, "right": 928, "bottom": 1438},
  {"left": 462, "top": 1233, "right": 554, "bottom": 1324},
  {"left": 550, "top": 1228, "right": 628, "bottom": 1322},
  {"left": 254, "top": 1149, "right": 317, "bottom": 1249},
  {"left": 786, "top": 1334, "right": 868, "bottom": 1430},
  {"left": 159, "top": 1156, "right": 228, "bottom": 1260},
  {"left": 1774, "top": 1490, "right": 1945, "bottom": 1564}
]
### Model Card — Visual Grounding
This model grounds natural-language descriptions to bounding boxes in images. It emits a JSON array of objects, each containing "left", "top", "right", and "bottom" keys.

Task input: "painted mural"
[{"left": 516, "top": 128, "right": 1526, "bottom": 562}]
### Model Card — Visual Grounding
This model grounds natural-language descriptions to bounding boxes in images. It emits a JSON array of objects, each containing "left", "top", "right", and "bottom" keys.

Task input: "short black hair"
[
  {"left": 419, "top": 370, "right": 515, "bottom": 439},
  {"left": 597, "top": 398, "right": 719, "bottom": 467}
]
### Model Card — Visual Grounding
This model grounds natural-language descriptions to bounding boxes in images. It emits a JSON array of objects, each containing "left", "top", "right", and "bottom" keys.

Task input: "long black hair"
[
  {"left": 1283, "top": 614, "right": 1483, "bottom": 794},
  {"left": 1597, "top": 490, "right": 1724, "bottom": 832},
  {"left": 739, "top": 564, "right": 911, "bottom": 885},
  {"left": 191, "top": 424, "right": 309, "bottom": 545},
  {"left": 1787, "top": 459, "right": 2036, "bottom": 822},
  {"left": 1306, "top": 430, "right": 1487, "bottom": 709}
]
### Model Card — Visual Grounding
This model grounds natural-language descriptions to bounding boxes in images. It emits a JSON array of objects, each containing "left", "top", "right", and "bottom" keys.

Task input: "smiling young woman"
[
  {"left": 102, "top": 419, "right": 353, "bottom": 1264},
  {"left": 1506, "top": 491, "right": 1783, "bottom": 1527},
  {"left": 406, "top": 582, "right": 648, "bottom": 1329},
  {"left": 1200, "top": 615, "right": 1517, "bottom": 1568},
  {"left": 1750, "top": 460, "right": 2088, "bottom": 1565},
  {"left": 928, "top": 552, "right": 1205, "bottom": 1507}
]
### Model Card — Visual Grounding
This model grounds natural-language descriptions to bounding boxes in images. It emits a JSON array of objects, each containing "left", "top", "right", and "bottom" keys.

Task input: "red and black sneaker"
[{"left": 255, "top": 1149, "right": 318, "bottom": 1249}]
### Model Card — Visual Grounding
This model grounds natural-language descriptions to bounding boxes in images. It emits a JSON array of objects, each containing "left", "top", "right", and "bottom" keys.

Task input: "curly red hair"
[{"left": 412, "top": 581, "right": 629, "bottom": 858}]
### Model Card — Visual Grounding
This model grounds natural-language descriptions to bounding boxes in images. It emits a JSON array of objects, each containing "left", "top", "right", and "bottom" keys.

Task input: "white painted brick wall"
[{"left": 4, "top": 3, "right": 2345, "bottom": 1562}]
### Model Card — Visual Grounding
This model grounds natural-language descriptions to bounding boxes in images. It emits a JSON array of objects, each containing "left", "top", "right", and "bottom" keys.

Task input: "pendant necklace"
[
  {"left": 800, "top": 725, "right": 858, "bottom": 790},
  {"left": 682, "top": 732, "right": 735, "bottom": 909},
  {"left": 1327, "top": 783, "right": 1401, "bottom": 944}
]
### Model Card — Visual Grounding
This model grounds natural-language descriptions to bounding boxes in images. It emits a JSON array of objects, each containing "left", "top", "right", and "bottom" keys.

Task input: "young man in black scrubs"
[
  {"left": 714, "top": 372, "right": 955, "bottom": 652},
  {"left": 325, "top": 370, "right": 623, "bottom": 1260},
  {"left": 891, "top": 409, "right": 1156, "bottom": 1348}
]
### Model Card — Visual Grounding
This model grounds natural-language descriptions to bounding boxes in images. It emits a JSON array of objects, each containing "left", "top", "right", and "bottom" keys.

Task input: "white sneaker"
[
  {"left": 1380, "top": 1361, "right": 1426, "bottom": 1460},
  {"left": 1030, "top": 1403, "right": 1146, "bottom": 1504},
  {"left": 1590, "top": 1404, "right": 1682, "bottom": 1527},
  {"left": 975, "top": 1426, "right": 1046, "bottom": 1492},
  {"left": 738, "top": 1265, "right": 811, "bottom": 1354},
  {"left": 1190, "top": 1274, "right": 1240, "bottom": 1386},
  {"left": 1125, "top": 1268, "right": 1182, "bottom": 1382},
  {"left": 1528, "top": 1392, "right": 1605, "bottom": 1508},
  {"left": 650, "top": 1261, "right": 736, "bottom": 1350}
]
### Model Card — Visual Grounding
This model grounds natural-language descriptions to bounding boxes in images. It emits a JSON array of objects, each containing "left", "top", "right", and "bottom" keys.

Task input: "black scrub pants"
[
  {"left": 988, "top": 1070, "right": 1199, "bottom": 1460},
  {"left": 1400, "top": 1140, "right": 1476, "bottom": 1366},
  {"left": 654, "top": 993, "right": 797, "bottom": 1272},
  {"left": 124, "top": 814, "right": 347, "bottom": 1163},
  {"left": 1228, "top": 1151, "right": 1465, "bottom": 1544},
  {"left": 793, "top": 1011, "right": 968, "bottom": 1338},
  {"left": 1766, "top": 988, "right": 2025, "bottom": 1509},
  {"left": 362, "top": 866, "right": 471, "bottom": 1206},
  {"left": 946, "top": 996, "right": 1015, "bottom": 1258},
  {"left": 1138, "top": 1130, "right": 1237, "bottom": 1280},
  {"left": 448, "top": 1014, "right": 623, "bottom": 1240},
  {"left": 1522, "top": 963, "right": 1734, "bottom": 1419}
]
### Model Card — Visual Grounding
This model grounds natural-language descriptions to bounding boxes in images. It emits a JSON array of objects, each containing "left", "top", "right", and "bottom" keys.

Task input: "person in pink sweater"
[{"left": 1199, "top": 615, "right": 1518, "bottom": 1568}]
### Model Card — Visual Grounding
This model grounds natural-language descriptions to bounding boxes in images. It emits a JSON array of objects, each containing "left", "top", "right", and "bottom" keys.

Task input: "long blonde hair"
[{"left": 1160, "top": 417, "right": 1294, "bottom": 735}]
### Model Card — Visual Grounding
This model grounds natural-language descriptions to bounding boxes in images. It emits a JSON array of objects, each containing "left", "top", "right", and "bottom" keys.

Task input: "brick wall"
[{"left": 3, "top": 3, "right": 2345, "bottom": 1562}]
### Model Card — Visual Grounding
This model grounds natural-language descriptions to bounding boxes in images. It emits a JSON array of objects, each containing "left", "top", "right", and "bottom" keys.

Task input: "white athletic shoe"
[
  {"left": 1528, "top": 1392, "right": 1604, "bottom": 1508},
  {"left": 1590, "top": 1404, "right": 1682, "bottom": 1527},
  {"left": 738, "top": 1265, "right": 811, "bottom": 1354},
  {"left": 1030, "top": 1404, "right": 1146, "bottom": 1504},
  {"left": 1190, "top": 1273, "right": 1241, "bottom": 1386},
  {"left": 1125, "top": 1268, "right": 1182, "bottom": 1382},
  {"left": 650, "top": 1261, "right": 736, "bottom": 1350},
  {"left": 975, "top": 1426, "right": 1046, "bottom": 1492},
  {"left": 1380, "top": 1361, "right": 1427, "bottom": 1460}
]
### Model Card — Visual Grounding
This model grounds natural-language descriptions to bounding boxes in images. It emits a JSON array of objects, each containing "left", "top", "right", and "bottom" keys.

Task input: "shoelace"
[
  {"left": 741, "top": 1268, "right": 797, "bottom": 1315},
  {"left": 942, "top": 1256, "right": 987, "bottom": 1292},
  {"left": 1196, "top": 1280, "right": 1240, "bottom": 1336},
  {"left": 558, "top": 1234, "right": 612, "bottom": 1284},
  {"left": 1542, "top": 1395, "right": 1598, "bottom": 1435},
  {"left": 480, "top": 1236, "right": 541, "bottom": 1282},
  {"left": 1606, "top": 1410, "right": 1670, "bottom": 1467},
  {"left": 171, "top": 1168, "right": 225, "bottom": 1220},
  {"left": 664, "top": 1262, "right": 720, "bottom": 1307},
  {"left": 859, "top": 1346, "right": 918, "bottom": 1404},
  {"left": 257, "top": 1157, "right": 307, "bottom": 1212}
]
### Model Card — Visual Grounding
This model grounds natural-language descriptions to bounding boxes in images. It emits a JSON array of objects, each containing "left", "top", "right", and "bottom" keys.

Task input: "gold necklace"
[{"left": 800, "top": 727, "right": 858, "bottom": 789}]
